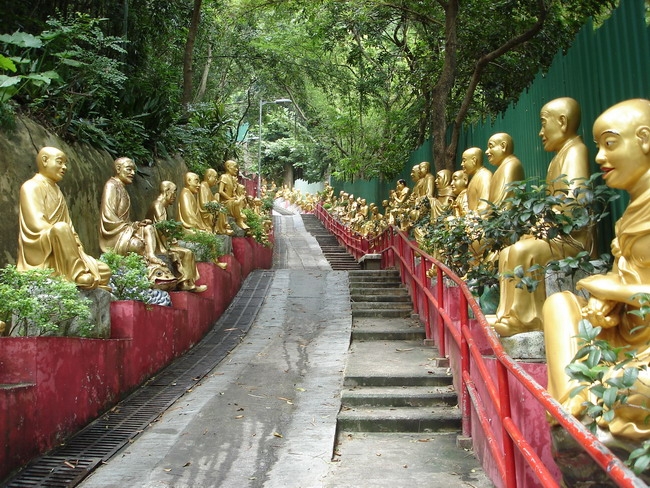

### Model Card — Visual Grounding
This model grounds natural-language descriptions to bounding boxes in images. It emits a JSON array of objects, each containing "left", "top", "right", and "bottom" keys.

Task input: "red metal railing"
[{"left": 314, "top": 203, "right": 644, "bottom": 488}]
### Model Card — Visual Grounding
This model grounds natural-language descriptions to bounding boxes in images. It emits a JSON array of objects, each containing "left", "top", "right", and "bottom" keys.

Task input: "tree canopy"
[{"left": 0, "top": 0, "right": 617, "bottom": 183}]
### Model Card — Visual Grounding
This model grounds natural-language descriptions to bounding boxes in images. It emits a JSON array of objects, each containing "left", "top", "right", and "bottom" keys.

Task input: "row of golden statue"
[
  {"left": 319, "top": 97, "right": 650, "bottom": 445},
  {"left": 17, "top": 153, "right": 263, "bottom": 295}
]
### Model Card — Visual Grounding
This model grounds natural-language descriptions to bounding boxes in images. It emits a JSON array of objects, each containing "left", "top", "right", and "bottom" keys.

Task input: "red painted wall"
[{"left": 0, "top": 239, "right": 272, "bottom": 482}]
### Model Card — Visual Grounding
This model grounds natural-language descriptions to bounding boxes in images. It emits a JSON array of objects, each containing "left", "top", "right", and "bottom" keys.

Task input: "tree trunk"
[
  {"left": 195, "top": 42, "right": 213, "bottom": 102},
  {"left": 446, "top": 0, "right": 548, "bottom": 166},
  {"left": 181, "top": 0, "right": 203, "bottom": 110},
  {"left": 430, "top": 0, "right": 459, "bottom": 173}
]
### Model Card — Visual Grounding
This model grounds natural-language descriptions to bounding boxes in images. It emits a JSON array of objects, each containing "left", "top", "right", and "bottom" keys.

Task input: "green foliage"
[
  {"left": 417, "top": 173, "right": 617, "bottom": 298},
  {"left": 0, "top": 265, "right": 93, "bottom": 337},
  {"left": 243, "top": 208, "right": 271, "bottom": 247},
  {"left": 180, "top": 230, "right": 225, "bottom": 263},
  {"left": 171, "top": 102, "right": 239, "bottom": 175},
  {"left": 202, "top": 201, "right": 228, "bottom": 233},
  {"left": 100, "top": 251, "right": 152, "bottom": 302},
  {"left": 565, "top": 305, "right": 650, "bottom": 475},
  {"left": 154, "top": 219, "right": 186, "bottom": 243}
]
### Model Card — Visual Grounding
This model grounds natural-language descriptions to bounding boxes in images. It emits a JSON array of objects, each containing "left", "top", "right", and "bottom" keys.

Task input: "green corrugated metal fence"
[{"left": 331, "top": 0, "right": 649, "bottom": 242}]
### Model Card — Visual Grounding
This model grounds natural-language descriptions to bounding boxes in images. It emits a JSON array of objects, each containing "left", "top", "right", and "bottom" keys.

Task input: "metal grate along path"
[{"left": 3, "top": 270, "right": 274, "bottom": 488}]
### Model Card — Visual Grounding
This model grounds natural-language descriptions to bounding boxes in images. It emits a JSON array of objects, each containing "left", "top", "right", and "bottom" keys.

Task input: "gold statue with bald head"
[
  {"left": 100, "top": 157, "right": 165, "bottom": 266},
  {"left": 146, "top": 180, "right": 207, "bottom": 292},
  {"left": 18, "top": 147, "right": 111, "bottom": 289},
  {"left": 486, "top": 132, "right": 524, "bottom": 207},
  {"left": 199, "top": 168, "right": 233, "bottom": 235},
  {"left": 544, "top": 99, "right": 650, "bottom": 441},
  {"left": 178, "top": 172, "right": 210, "bottom": 232},
  {"left": 461, "top": 147, "right": 492, "bottom": 214},
  {"left": 218, "top": 160, "right": 249, "bottom": 230},
  {"left": 492, "top": 97, "right": 593, "bottom": 337}
]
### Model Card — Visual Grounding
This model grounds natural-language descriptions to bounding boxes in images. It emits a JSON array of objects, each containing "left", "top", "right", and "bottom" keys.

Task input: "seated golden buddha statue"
[
  {"left": 199, "top": 168, "right": 233, "bottom": 236},
  {"left": 100, "top": 157, "right": 165, "bottom": 267},
  {"left": 493, "top": 97, "right": 594, "bottom": 337},
  {"left": 450, "top": 170, "right": 469, "bottom": 217},
  {"left": 485, "top": 132, "right": 524, "bottom": 208},
  {"left": 17, "top": 147, "right": 111, "bottom": 290},
  {"left": 430, "top": 169, "right": 455, "bottom": 220},
  {"left": 218, "top": 160, "right": 249, "bottom": 230},
  {"left": 461, "top": 147, "right": 492, "bottom": 214},
  {"left": 543, "top": 98, "right": 650, "bottom": 441},
  {"left": 179, "top": 172, "right": 211, "bottom": 232},
  {"left": 146, "top": 181, "right": 207, "bottom": 292},
  {"left": 436, "top": 169, "right": 455, "bottom": 206}
]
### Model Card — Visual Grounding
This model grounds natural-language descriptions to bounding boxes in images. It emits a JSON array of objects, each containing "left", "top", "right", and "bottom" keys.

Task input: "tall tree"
[{"left": 182, "top": 0, "right": 204, "bottom": 110}]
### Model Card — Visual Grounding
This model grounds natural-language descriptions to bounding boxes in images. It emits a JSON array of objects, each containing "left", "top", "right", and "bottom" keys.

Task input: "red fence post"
[
  {"left": 437, "top": 266, "right": 445, "bottom": 357},
  {"left": 460, "top": 292, "right": 471, "bottom": 439}
]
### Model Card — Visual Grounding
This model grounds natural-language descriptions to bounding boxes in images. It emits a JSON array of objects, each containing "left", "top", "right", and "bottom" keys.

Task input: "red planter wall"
[{"left": 0, "top": 239, "right": 272, "bottom": 482}]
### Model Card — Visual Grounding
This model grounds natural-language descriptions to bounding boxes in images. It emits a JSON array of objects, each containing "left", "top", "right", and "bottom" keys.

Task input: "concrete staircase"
[
  {"left": 337, "top": 270, "right": 462, "bottom": 434},
  {"left": 301, "top": 214, "right": 361, "bottom": 270}
]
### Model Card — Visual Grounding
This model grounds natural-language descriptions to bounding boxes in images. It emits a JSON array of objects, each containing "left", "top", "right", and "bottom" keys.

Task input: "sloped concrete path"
[{"left": 79, "top": 214, "right": 491, "bottom": 488}]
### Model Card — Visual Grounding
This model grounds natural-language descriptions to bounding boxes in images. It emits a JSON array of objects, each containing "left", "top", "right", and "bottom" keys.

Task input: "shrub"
[
  {"left": 243, "top": 208, "right": 271, "bottom": 247},
  {"left": 180, "top": 230, "right": 225, "bottom": 262},
  {"left": 100, "top": 251, "right": 152, "bottom": 302},
  {"left": 0, "top": 265, "right": 93, "bottom": 336}
]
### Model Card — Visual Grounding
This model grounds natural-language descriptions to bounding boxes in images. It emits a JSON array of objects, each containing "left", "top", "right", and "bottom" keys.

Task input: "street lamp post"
[{"left": 258, "top": 98, "right": 292, "bottom": 196}]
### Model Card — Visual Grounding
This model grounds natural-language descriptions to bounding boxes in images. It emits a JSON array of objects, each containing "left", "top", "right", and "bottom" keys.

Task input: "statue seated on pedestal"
[{"left": 18, "top": 147, "right": 111, "bottom": 290}]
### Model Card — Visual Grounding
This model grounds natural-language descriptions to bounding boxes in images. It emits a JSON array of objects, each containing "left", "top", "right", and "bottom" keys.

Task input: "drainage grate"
[{"left": 3, "top": 270, "right": 274, "bottom": 488}]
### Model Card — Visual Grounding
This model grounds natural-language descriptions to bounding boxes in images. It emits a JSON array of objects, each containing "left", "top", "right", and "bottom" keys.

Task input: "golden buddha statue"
[
  {"left": 493, "top": 97, "right": 593, "bottom": 337},
  {"left": 462, "top": 147, "right": 492, "bottom": 214},
  {"left": 450, "top": 170, "right": 469, "bottom": 217},
  {"left": 429, "top": 169, "right": 455, "bottom": 220},
  {"left": 218, "top": 160, "right": 249, "bottom": 230},
  {"left": 543, "top": 98, "right": 650, "bottom": 441},
  {"left": 146, "top": 181, "right": 207, "bottom": 292},
  {"left": 418, "top": 161, "right": 436, "bottom": 203},
  {"left": 199, "top": 168, "right": 233, "bottom": 236},
  {"left": 100, "top": 157, "right": 165, "bottom": 266},
  {"left": 436, "top": 169, "right": 455, "bottom": 206},
  {"left": 392, "top": 179, "right": 411, "bottom": 229},
  {"left": 486, "top": 133, "right": 525, "bottom": 207},
  {"left": 179, "top": 172, "right": 211, "bottom": 232},
  {"left": 410, "top": 164, "right": 423, "bottom": 200},
  {"left": 17, "top": 147, "right": 111, "bottom": 290}
]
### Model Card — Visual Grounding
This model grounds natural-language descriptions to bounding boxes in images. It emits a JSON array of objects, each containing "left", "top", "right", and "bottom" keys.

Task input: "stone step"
[
  {"left": 351, "top": 304, "right": 413, "bottom": 313},
  {"left": 352, "top": 328, "right": 425, "bottom": 341},
  {"left": 350, "top": 293, "right": 411, "bottom": 303},
  {"left": 344, "top": 371, "right": 452, "bottom": 387},
  {"left": 337, "top": 405, "right": 461, "bottom": 433},
  {"left": 341, "top": 385, "right": 457, "bottom": 408},
  {"left": 348, "top": 269, "right": 400, "bottom": 275},
  {"left": 352, "top": 309, "right": 412, "bottom": 318},
  {"left": 348, "top": 277, "right": 401, "bottom": 283},
  {"left": 349, "top": 282, "right": 403, "bottom": 290}
]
